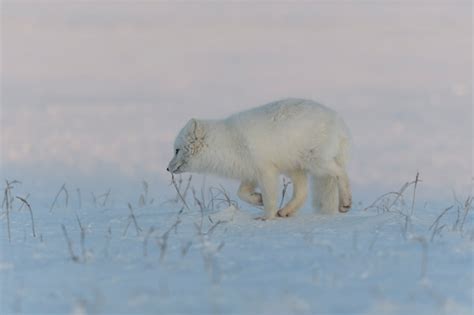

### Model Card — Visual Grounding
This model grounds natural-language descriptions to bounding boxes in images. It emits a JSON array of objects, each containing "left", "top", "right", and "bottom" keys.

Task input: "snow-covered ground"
[{"left": 1, "top": 178, "right": 472, "bottom": 315}]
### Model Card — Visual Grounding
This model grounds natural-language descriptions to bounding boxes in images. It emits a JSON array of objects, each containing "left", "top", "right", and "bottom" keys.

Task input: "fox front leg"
[
  {"left": 277, "top": 170, "right": 308, "bottom": 217},
  {"left": 256, "top": 167, "right": 279, "bottom": 220}
]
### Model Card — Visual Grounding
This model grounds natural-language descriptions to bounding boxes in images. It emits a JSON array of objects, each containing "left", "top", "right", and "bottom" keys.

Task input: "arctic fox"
[{"left": 167, "top": 98, "right": 351, "bottom": 220}]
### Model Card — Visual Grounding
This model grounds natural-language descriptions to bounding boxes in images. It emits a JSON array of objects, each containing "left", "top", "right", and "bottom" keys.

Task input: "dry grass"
[
  {"left": 74, "top": 212, "right": 88, "bottom": 262},
  {"left": 362, "top": 172, "right": 473, "bottom": 282},
  {"left": 171, "top": 174, "right": 191, "bottom": 211},
  {"left": 123, "top": 203, "right": 142, "bottom": 237},
  {"left": 2, "top": 180, "right": 21, "bottom": 243},
  {"left": 2, "top": 174, "right": 472, "bottom": 294},
  {"left": 61, "top": 224, "right": 80, "bottom": 263},
  {"left": 279, "top": 177, "right": 292, "bottom": 209},
  {"left": 410, "top": 172, "right": 420, "bottom": 216},
  {"left": 157, "top": 217, "right": 182, "bottom": 263},
  {"left": 15, "top": 196, "right": 36, "bottom": 238},
  {"left": 363, "top": 173, "right": 425, "bottom": 239},
  {"left": 143, "top": 226, "right": 156, "bottom": 257},
  {"left": 50, "top": 183, "right": 69, "bottom": 212}
]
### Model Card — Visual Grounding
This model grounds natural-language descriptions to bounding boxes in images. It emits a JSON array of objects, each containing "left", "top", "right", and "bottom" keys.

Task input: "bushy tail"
[{"left": 312, "top": 134, "right": 350, "bottom": 214}]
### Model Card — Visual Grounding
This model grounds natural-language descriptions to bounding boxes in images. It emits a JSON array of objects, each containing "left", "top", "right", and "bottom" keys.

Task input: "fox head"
[{"left": 167, "top": 119, "right": 207, "bottom": 174}]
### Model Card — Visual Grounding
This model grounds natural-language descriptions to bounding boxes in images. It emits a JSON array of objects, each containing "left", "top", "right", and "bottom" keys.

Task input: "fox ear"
[{"left": 189, "top": 118, "right": 206, "bottom": 140}]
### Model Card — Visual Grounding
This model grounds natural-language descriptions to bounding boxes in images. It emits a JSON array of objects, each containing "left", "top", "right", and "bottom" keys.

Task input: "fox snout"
[
  {"left": 167, "top": 162, "right": 176, "bottom": 174},
  {"left": 166, "top": 161, "right": 174, "bottom": 173},
  {"left": 167, "top": 158, "right": 185, "bottom": 174},
  {"left": 166, "top": 166, "right": 180, "bottom": 173}
]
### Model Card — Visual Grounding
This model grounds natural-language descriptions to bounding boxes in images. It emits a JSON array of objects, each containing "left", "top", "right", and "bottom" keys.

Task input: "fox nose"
[{"left": 166, "top": 167, "right": 170, "bottom": 172}]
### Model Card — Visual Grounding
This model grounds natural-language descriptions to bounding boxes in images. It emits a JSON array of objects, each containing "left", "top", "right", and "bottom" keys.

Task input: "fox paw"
[
  {"left": 339, "top": 204, "right": 351, "bottom": 213},
  {"left": 251, "top": 193, "right": 263, "bottom": 206},
  {"left": 277, "top": 208, "right": 296, "bottom": 218},
  {"left": 254, "top": 213, "right": 276, "bottom": 221},
  {"left": 339, "top": 196, "right": 352, "bottom": 213}
]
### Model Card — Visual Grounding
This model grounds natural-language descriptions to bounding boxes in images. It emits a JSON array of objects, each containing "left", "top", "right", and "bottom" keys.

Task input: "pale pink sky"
[{"left": 1, "top": 1, "right": 472, "bottom": 200}]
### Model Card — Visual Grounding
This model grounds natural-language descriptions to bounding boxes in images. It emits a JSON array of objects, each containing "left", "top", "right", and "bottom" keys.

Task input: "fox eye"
[{"left": 175, "top": 149, "right": 180, "bottom": 155}]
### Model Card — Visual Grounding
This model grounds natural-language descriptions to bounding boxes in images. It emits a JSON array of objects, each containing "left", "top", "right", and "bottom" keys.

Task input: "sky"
[{"left": 1, "top": 1, "right": 472, "bottom": 203}]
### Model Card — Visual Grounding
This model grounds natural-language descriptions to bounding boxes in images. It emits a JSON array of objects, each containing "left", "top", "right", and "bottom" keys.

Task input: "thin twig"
[
  {"left": 74, "top": 212, "right": 84, "bottom": 231},
  {"left": 157, "top": 218, "right": 181, "bottom": 263},
  {"left": 181, "top": 241, "right": 192, "bottom": 257},
  {"left": 61, "top": 224, "right": 80, "bottom": 262},
  {"left": 2, "top": 180, "right": 20, "bottom": 243},
  {"left": 194, "top": 224, "right": 225, "bottom": 284},
  {"left": 103, "top": 226, "right": 112, "bottom": 258},
  {"left": 206, "top": 220, "right": 226, "bottom": 236},
  {"left": 80, "top": 227, "right": 86, "bottom": 262},
  {"left": 453, "top": 205, "right": 462, "bottom": 230},
  {"left": 101, "top": 189, "right": 111, "bottom": 207},
  {"left": 430, "top": 224, "right": 446, "bottom": 242},
  {"left": 208, "top": 186, "right": 237, "bottom": 210},
  {"left": 459, "top": 196, "right": 473, "bottom": 232},
  {"left": 123, "top": 219, "right": 132, "bottom": 237},
  {"left": 139, "top": 181, "right": 148, "bottom": 207},
  {"left": 123, "top": 203, "right": 142, "bottom": 237},
  {"left": 192, "top": 187, "right": 205, "bottom": 233},
  {"left": 16, "top": 196, "right": 36, "bottom": 237},
  {"left": 4, "top": 180, "right": 13, "bottom": 243},
  {"left": 171, "top": 174, "right": 190, "bottom": 210},
  {"left": 5, "top": 203, "right": 10, "bottom": 242},
  {"left": 2, "top": 180, "right": 20, "bottom": 210},
  {"left": 17, "top": 193, "right": 30, "bottom": 211},
  {"left": 279, "top": 178, "right": 291, "bottom": 209},
  {"left": 91, "top": 192, "right": 97, "bottom": 208},
  {"left": 143, "top": 226, "right": 156, "bottom": 257},
  {"left": 219, "top": 184, "right": 233, "bottom": 208},
  {"left": 50, "top": 184, "right": 69, "bottom": 212},
  {"left": 171, "top": 175, "right": 184, "bottom": 203},
  {"left": 363, "top": 178, "right": 419, "bottom": 213},
  {"left": 182, "top": 175, "right": 193, "bottom": 200},
  {"left": 363, "top": 191, "right": 403, "bottom": 212},
  {"left": 192, "top": 187, "right": 205, "bottom": 212},
  {"left": 74, "top": 212, "right": 87, "bottom": 262},
  {"left": 76, "top": 188, "right": 82, "bottom": 209},
  {"left": 428, "top": 206, "right": 454, "bottom": 231},
  {"left": 208, "top": 187, "right": 215, "bottom": 211},
  {"left": 410, "top": 172, "right": 420, "bottom": 216},
  {"left": 403, "top": 214, "right": 411, "bottom": 239}
]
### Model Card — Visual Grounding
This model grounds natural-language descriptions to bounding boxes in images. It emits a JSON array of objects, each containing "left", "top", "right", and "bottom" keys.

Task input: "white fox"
[{"left": 167, "top": 98, "right": 352, "bottom": 220}]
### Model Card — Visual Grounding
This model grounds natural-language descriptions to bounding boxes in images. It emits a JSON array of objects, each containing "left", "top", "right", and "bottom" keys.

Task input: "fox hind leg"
[
  {"left": 312, "top": 174, "right": 339, "bottom": 214},
  {"left": 237, "top": 181, "right": 263, "bottom": 206},
  {"left": 336, "top": 167, "right": 351, "bottom": 212},
  {"left": 310, "top": 159, "right": 351, "bottom": 213}
]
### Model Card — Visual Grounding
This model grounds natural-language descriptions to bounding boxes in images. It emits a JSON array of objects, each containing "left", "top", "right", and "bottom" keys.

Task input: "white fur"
[{"left": 167, "top": 98, "right": 351, "bottom": 219}]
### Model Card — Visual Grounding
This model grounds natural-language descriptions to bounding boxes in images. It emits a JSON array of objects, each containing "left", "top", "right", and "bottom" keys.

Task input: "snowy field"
[{"left": 1, "top": 177, "right": 472, "bottom": 315}]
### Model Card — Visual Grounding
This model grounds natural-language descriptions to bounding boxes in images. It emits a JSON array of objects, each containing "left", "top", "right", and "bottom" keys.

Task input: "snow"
[{"left": 1, "top": 179, "right": 472, "bottom": 315}]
